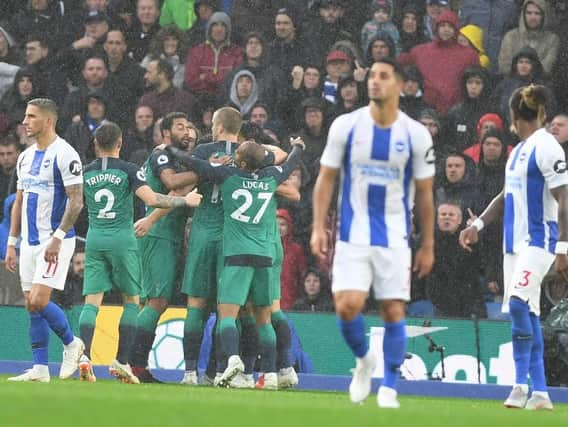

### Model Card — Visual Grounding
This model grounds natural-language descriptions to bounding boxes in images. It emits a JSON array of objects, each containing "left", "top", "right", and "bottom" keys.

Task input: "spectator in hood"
[
  {"left": 498, "top": 0, "right": 559, "bottom": 76},
  {"left": 464, "top": 113, "right": 511, "bottom": 164},
  {"left": 186, "top": 0, "right": 219, "bottom": 48},
  {"left": 331, "top": 74, "right": 364, "bottom": 119},
  {"left": 365, "top": 31, "right": 396, "bottom": 66},
  {"left": 458, "top": 25, "right": 490, "bottom": 70},
  {"left": 141, "top": 25, "right": 188, "bottom": 89},
  {"left": 295, "top": 97, "right": 329, "bottom": 176},
  {"left": 361, "top": 0, "right": 400, "bottom": 54},
  {"left": 219, "top": 32, "right": 285, "bottom": 116},
  {"left": 0, "top": 68, "right": 42, "bottom": 131},
  {"left": 293, "top": 267, "right": 334, "bottom": 313},
  {"left": 442, "top": 66, "right": 492, "bottom": 152},
  {"left": 423, "top": 0, "right": 449, "bottom": 41},
  {"left": 400, "top": 65, "right": 431, "bottom": 120},
  {"left": 398, "top": 3, "right": 428, "bottom": 54},
  {"left": 64, "top": 92, "right": 109, "bottom": 164},
  {"left": 226, "top": 70, "right": 259, "bottom": 118},
  {"left": 7, "top": 0, "right": 64, "bottom": 50},
  {"left": 399, "top": 10, "right": 479, "bottom": 116},
  {"left": 277, "top": 208, "right": 307, "bottom": 311},
  {"left": 184, "top": 11, "right": 242, "bottom": 100},
  {"left": 491, "top": 46, "right": 555, "bottom": 129}
]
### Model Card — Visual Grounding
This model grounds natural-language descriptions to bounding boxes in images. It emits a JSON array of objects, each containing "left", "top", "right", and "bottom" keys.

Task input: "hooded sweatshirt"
[
  {"left": 498, "top": 0, "right": 559, "bottom": 75},
  {"left": 277, "top": 208, "right": 307, "bottom": 311},
  {"left": 399, "top": 10, "right": 480, "bottom": 115},
  {"left": 229, "top": 69, "right": 258, "bottom": 117},
  {"left": 464, "top": 113, "right": 512, "bottom": 163},
  {"left": 185, "top": 12, "right": 243, "bottom": 96},
  {"left": 459, "top": 25, "right": 490, "bottom": 69}
]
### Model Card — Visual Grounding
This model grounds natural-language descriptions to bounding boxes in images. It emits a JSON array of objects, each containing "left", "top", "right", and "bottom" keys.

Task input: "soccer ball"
[{"left": 149, "top": 319, "right": 185, "bottom": 370}]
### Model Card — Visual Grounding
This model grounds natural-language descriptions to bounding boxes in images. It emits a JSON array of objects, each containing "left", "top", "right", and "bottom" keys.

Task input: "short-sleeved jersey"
[
  {"left": 170, "top": 145, "right": 301, "bottom": 260},
  {"left": 321, "top": 107, "right": 435, "bottom": 248},
  {"left": 142, "top": 148, "right": 189, "bottom": 241},
  {"left": 503, "top": 128, "right": 568, "bottom": 254},
  {"left": 16, "top": 137, "right": 83, "bottom": 245},
  {"left": 84, "top": 157, "right": 146, "bottom": 230}
]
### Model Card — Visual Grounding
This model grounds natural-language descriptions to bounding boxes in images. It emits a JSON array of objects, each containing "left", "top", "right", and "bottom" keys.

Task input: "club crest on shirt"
[
  {"left": 394, "top": 141, "right": 406, "bottom": 153},
  {"left": 42, "top": 159, "right": 51, "bottom": 169},
  {"left": 554, "top": 160, "right": 567, "bottom": 174}
]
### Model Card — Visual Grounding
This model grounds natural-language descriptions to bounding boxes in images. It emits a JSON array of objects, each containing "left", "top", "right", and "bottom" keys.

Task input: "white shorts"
[
  {"left": 502, "top": 246, "right": 554, "bottom": 316},
  {"left": 331, "top": 241, "right": 411, "bottom": 301},
  {"left": 19, "top": 238, "right": 76, "bottom": 292}
]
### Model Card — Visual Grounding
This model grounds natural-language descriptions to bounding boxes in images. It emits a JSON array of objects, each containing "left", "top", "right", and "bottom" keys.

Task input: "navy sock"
[
  {"left": 337, "top": 314, "right": 368, "bottom": 358},
  {"left": 39, "top": 302, "right": 73, "bottom": 345},
  {"left": 214, "top": 326, "right": 227, "bottom": 373},
  {"left": 219, "top": 317, "right": 239, "bottom": 359},
  {"left": 239, "top": 316, "right": 258, "bottom": 374},
  {"left": 509, "top": 298, "right": 533, "bottom": 385},
  {"left": 529, "top": 313, "right": 547, "bottom": 392},
  {"left": 78, "top": 303, "right": 98, "bottom": 359},
  {"left": 29, "top": 312, "right": 49, "bottom": 365},
  {"left": 272, "top": 311, "right": 292, "bottom": 369},
  {"left": 383, "top": 320, "right": 406, "bottom": 389},
  {"left": 117, "top": 303, "right": 138, "bottom": 364}
]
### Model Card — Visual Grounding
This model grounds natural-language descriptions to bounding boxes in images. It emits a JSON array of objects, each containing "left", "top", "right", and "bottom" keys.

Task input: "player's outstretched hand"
[
  {"left": 44, "top": 237, "right": 61, "bottom": 263},
  {"left": 185, "top": 188, "right": 203, "bottom": 207},
  {"left": 555, "top": 254, "right": 568, "bottom": 282},
  {"left": 134, "top": 217, "right": 153, "bottom": 238},
  {"left": 4, "top": 246, "right": 17, "bottom": 273},
  {"left": 459, "top": 226, "right": 479, "bottom": 252},
  {"left": 290, "top": 137, "right": 305, "bottom": 151},
  {"left": 413, "top": 244, "right": 434, "bottom": 278},
  {"left": 310, "top": 228, "right": 328, "bottom": 261}
]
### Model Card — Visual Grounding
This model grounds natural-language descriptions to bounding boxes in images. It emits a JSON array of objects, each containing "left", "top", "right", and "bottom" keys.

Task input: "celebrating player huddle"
[{"left": 5, "top": 60, "right": 567, "bottom": 411}]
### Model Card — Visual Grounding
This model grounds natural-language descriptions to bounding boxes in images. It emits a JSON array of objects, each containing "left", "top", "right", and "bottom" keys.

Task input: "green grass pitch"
[{"left": 1, "top": 375, "right": 567, "bottom": 427}]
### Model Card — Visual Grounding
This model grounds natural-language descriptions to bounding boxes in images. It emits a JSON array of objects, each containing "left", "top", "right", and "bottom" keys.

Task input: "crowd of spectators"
[{"left": 1, "top": 0, "right": 568, "bottom": 319}]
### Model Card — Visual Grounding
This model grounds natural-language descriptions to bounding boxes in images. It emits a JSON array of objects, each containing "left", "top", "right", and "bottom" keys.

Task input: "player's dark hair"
[
  {"left": 160, "top": 112, "right": 188, "bottom": 136},
  {"left": 28, "top": 98, "right": 58, "bottom": 119},
  {"left": 509, "top": 84, "right": 548, "bottom": 125},
  {"left": 373, "top": 57, "right": 405, "bottom": 80},
  {"left": 214, "top": 107, "right": 242, "bottom": 135},
  {"left": 238, "top": 140, "right": 265, "bottom": 171},
  {"left": 152, "top": 57, "right": 175, "bottom": 82},
  {"left": 94, "top": 122, "right": 122, "bottom": 151}
]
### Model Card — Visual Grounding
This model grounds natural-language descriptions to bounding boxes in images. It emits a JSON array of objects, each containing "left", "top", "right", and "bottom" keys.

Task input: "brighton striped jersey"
[
  {"left": 16, "top": 137, "right": 83, "bottom": 245},
  {"left": 321, "top": 107, "right": 434, "bottom": 247},
  {"left": 503, "top": 128, "right": 568, "bottom": 254}
]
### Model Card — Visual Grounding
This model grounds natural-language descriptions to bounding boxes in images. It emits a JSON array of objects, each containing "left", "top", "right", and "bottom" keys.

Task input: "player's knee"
[
  {"left": 380, "top": 301, "right": 405, "bottom": 323},
  {"left": 335, "top": 300, "right": 362, "bottom": 321},
  {"left": 27, "top": 299, "right": 48, "bottom": 313}
]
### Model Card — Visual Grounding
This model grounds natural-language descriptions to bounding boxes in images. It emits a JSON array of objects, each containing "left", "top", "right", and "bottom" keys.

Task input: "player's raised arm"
[
  {"left": 262, "top": 144, "right": 288, "bottom": 165},
  {"left": 136, "top": 186, "right": 202, "bottom": 209},
  {"left": 5, "top": 190, "right": 23, "bottom": 273},
  {"left": 459, "top": 190, "right": 505, "bottom": 252},
  {"left": 166, "top": 146, "right": 232, "bottom": 183}
]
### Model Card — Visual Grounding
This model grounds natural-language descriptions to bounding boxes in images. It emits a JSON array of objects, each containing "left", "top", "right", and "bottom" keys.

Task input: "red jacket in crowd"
[
  {"left": 277, "top": 208, "right": 306, "bottom": 311},
  {"left": 399, "top": 10, "right": 479, "bottom": 116}
]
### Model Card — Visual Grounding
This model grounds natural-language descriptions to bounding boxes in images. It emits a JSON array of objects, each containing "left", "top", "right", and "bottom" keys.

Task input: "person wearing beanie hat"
[
  {"left": 399, "top": 10, "right": 479, "bottom": 115},
  {"left": 400, "top": 65, "right": 431, "bottom": 120},
  {"left": 464, "top": 112, "right": 513, "bottom": 163},
  {"left": 185, "top": 11, "right": 243, "bottom": 98},
  {"left": 361, "top": 0, "right": 400, "bottom": 54},
  {"left": 458, "top": 25, "right": 490, "bottom": 69},
  {"left": 498, "top": 0, "right": 559, "bottom": 76}
]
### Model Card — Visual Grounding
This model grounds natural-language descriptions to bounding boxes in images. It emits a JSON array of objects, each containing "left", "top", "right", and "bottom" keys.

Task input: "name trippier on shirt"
[{"left": 85, "top": 169, "right": 146, "bottom": 187}]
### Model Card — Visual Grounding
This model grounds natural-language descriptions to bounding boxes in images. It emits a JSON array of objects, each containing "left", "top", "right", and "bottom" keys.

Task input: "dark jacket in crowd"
[
  {"left": 28, "top": 55, "right": 69, "bottom": 107},
  {"left": 442, "top": 66, "right": 492, "bottom": 152},
  {"left": 435, "top": 152, "right": 482, "bottom": 214},
  {"left": 0, "top": 68, "right": 42, "bottom": 130},
  {"left": 426, "top": 225, "right": 487, "bottom": 319},
  {"left": 127, "top": 18, "right": 161, "bottom": 63}
]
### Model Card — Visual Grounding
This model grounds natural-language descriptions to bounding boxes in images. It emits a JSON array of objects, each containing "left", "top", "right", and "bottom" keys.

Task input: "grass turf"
[{"left": 1, "top": 375, "right": 567, "bottom": 427}]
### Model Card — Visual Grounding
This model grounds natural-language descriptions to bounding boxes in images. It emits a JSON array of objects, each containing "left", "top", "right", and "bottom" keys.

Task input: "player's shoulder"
[
  {"left": 395, "top": 111, "right": 428, "bottom": 134},
  {"left": 83, "top": 158, "right": 101, "bottom": 174},
  {"left": 147, "top": 146, "right": 171, "bottom": 166},
  {"left": 52, "top": 136, "right": 79, "bottom": 156},
  {"left": 334, "top": 106, "right": 370, "bottom": 127}
]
